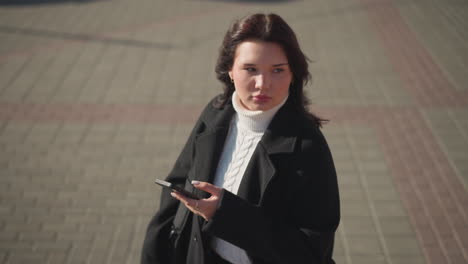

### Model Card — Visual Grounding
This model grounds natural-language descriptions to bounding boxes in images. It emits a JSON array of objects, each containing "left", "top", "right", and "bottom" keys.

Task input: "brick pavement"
[{"left": 0, "top": 0, "right": 467, "bottom": 263}]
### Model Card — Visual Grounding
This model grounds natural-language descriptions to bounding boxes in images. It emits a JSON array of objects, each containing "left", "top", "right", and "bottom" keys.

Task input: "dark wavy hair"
[{"left": 214, "top": 13, "right": 326, "bottom": 126}]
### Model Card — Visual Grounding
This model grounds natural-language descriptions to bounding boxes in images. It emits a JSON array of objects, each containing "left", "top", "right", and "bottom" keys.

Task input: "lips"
[{"left": 253, "top": 95, "right": 271, "bottom": 100}]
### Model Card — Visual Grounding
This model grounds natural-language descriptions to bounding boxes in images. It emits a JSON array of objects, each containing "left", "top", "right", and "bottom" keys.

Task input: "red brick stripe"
[
  {"left": 0, "top": 103, "right": 201, "bottom": 124},
  {"left": 319, "top": 105, "right": 468, "bottom": 264},
  {"left": 356, "top": 0, "right": 468, "bottom": 262},
  {"left": 360, "top": 0, "right": 468, "bottom": 107},
  {"left": 1, "top": 103, "right": 467, "bottom": 263}
]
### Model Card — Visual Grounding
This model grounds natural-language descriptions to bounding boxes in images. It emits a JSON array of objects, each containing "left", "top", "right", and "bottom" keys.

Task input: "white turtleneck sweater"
[{"left": 211, "top": 92, "right": 288, "bottom": 264}]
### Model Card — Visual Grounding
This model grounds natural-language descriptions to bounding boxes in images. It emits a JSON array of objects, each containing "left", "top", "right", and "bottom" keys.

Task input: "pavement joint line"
[
  {"left": 0, "top": 5, "right": 236, "bottom": 63},
  {"left": 360, "top": 0, "right": 468, "bottom": 107},
  {"left": 73, "top": 43, "right": 112, "bottom": 104},
  {"left": 449, "top": 110, "right": 468, "bottom": 141},
  {"left": 337, "top": 226, "right": 353, "bottom": 264},
  {"left": 345, "top": 124, "right": 393, "bottom": 264},
  {"left": 0, "top": 53, "right": 31, "bottom": 96},
  {"left": 313, "top": 105, "right": 468, "bottom": 263},
  {"left": 18, "top": 48, "right": 58, "bottom": 103},
  {"left": 411, "top": 180, "right": 453, "bottom": 263},
  {"left": 40, "top": 34, "right": 94, "bottom": 105},
  {"left": 95, "top": 43, "right": 127, "bottom": 104},
  {"left": 375, "top": 110, "right": 468, "bottom": 263},
  {"left": 0, "top": 25, "right": 174, "bottom": 50}
]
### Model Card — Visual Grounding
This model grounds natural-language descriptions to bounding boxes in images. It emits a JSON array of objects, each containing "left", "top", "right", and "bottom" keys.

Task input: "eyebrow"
[{"left": 242, "top": 63, "right": 289, "bottom": 67}]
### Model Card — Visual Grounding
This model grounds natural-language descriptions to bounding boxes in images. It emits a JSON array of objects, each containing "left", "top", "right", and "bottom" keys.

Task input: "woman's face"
[{"left": 229, "top": 40, "right": 293, "bottom": 111}]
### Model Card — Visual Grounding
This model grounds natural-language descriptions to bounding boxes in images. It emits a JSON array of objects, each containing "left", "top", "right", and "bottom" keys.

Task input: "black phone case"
[{"left": 154, "top": 179, "right": 201, "bottom": 200}]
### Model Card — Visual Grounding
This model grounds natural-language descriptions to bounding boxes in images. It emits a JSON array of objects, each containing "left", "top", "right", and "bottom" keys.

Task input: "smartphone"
[{"left": 154, "top": 179, "right": 201, "bottom": 200}]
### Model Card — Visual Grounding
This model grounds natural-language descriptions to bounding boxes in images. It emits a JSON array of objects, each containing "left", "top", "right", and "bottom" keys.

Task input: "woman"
[{"left": 141, "top": 13, "right": 340, "bottom": 264}]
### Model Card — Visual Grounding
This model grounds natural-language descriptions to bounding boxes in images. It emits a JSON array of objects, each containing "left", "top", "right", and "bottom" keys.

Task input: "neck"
[{"left": 232, "top": 92, "right": 288, "bottom": 132}]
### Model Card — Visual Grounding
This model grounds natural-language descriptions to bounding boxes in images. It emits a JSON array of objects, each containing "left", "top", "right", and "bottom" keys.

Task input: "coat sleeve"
[
  {"left": 204, "top": 127, "right": 340, "bottom": 264},
  {"left": 140, "top": 105, "right": 208, "bottom": 264}
]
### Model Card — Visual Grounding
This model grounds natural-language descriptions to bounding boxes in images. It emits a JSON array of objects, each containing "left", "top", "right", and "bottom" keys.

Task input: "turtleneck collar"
[{"left": 232, "top": 91, "right": 288, "bottom": 133}]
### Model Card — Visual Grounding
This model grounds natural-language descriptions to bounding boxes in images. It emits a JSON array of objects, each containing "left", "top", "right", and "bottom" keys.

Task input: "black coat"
[{"left": 141, "top": 95, "right": 340, "bottom": 264}]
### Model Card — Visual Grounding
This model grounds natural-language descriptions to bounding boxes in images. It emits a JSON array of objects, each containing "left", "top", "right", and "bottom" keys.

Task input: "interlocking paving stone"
[{"left": 423, "top": 108, "right": 468, "bottom": 188}]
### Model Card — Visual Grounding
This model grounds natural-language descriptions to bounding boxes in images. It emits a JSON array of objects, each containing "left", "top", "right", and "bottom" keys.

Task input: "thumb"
[{"left": 191, "top": 181, "right": 222, "bottom": 196}]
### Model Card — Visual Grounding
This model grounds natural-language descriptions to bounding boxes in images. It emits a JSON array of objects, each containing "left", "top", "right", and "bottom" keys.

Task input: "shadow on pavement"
[
  {"left": 0, "top": 0, "right": 101, "bottom": 6},
  {"left": 0, "top": 25, "right": 174, "bottom": 49}
]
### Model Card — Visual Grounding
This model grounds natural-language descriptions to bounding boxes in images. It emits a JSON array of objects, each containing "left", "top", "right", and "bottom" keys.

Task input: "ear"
[{"left": 228, "top": 71, "right": 233, "bottom": 80}]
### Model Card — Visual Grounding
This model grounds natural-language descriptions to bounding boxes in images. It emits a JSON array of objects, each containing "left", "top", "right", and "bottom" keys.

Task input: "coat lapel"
[
  {"left": 235, "top": 131, "right": 297, "bottom": 203},
  {"left": 192, "top": 103, "right": 234, "bottom": 198},
  {"left": 194, "top": 128, "right": 228, "bottom": 185},
  {"left": 236, "top": 100, "right": 299, "bottom": 204},
  {"left": 192, "top": 97, "right": 300, "bottom": 203}
]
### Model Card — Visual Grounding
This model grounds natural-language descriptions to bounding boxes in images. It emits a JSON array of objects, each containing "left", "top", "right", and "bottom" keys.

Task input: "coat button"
[{"left": 193, "top": 236, "right": 198, "bottom": 242}]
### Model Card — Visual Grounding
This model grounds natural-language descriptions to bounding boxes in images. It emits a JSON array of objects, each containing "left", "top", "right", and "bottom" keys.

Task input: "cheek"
[
  {"left": 274, "top": 77, "right": 292, "bottom": 91},
  {"left": 234, "top": 76, "right": 254, "bottom": 90}
]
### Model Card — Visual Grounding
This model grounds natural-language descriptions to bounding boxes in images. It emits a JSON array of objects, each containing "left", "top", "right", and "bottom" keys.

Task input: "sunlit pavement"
[{"left": 0, "top": 0, "right": 467, "bottom": 263}]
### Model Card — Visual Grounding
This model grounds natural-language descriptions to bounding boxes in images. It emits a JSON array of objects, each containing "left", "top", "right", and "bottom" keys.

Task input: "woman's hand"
[{"left": 170, "top": 181, "right": 223, "bottom": 221}]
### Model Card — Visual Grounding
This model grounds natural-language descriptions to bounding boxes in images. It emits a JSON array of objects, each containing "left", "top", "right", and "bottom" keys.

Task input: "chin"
[
  {"left": 249, "top": 104, "right": 273, "bottom": 111},
  {"left": 241, "top": 98, "right": 275, "bottom": 111}
]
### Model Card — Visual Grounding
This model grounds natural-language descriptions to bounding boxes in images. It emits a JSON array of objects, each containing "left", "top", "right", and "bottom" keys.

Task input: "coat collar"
[
  {"left": 238, "top": 98, "right": 300, "bottom": 202},
  {"left": 260, "top": 97, "right": 300, "bottom": 155},
  {"left": 192, "top": 101, "right": 234, "bottom": 197},
  {"left": 193, "top": 96, "right": 301, "bottom": 201},
  {"left": 200, "top": 96, "right": 301, "bottom": 153}
]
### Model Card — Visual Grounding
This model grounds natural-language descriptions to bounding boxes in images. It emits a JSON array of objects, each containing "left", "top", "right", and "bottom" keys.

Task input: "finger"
[
  {"left": 171, "top": 192, "right": 200, "bottom": 209},
  {"left": 191, "top": 181, "right": 221, "bottom": 196},
  {"left": 171, "top": 192, "right": 207, "bottom": 219},
  {"left": 171, "top": 191, "right": 192, "bottom": 206}
]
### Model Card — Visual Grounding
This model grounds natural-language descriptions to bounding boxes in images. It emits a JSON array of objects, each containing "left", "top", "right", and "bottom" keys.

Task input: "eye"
[
  {"left": 244, "top": 67, "right": 256, "bottom": 73},
  {"left": 273, "top": 68, "right": 284, "bottom": 73}
]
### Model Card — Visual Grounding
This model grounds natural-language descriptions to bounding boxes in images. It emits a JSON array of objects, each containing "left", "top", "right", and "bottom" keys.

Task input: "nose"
[{"left": 254, "top": 74, "right": 270, "bottom": 91}]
